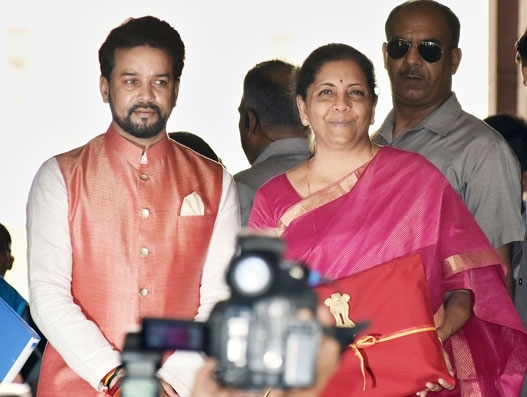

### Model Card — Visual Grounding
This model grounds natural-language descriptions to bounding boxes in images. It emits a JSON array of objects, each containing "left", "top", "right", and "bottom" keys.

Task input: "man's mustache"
[
  {"left": 128, "top": 103, "right": 162, "bottom": 116},
  {"left": 399, "top": 68, "right": 425, "bottom": 79}
]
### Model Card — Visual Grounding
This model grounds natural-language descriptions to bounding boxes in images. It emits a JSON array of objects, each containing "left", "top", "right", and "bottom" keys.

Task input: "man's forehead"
[{"left": 389, "top": 5, "right": 451, "bottom": 43}]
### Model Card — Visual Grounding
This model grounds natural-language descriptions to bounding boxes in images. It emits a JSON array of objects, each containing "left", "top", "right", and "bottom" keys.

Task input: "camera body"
[
  {"left": 135, "top": 233, "right": 322, "bottom": 391},
  {"left": 206, "top": 234, "right": 322, "bottom": 389}
]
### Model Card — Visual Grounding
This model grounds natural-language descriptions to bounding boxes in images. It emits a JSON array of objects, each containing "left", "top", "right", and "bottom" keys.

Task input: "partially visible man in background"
[
  {"left": 372, "top": 0, "right": 524, "bottom": 296},
  {"left": 518, "top": 28, "right": 527, "bottom": 87},
  {"left": 515, "top": 25, "right": 527, "bottom": 397},
  {"left": 515, "top": 27, "right": 527, "bottom": 326},
  {"left": 1, "top": 222, "right": 45, "bottom": 394},
  {"left": 235, "top": 60, "right": 310, "bottom": 226},
  {"left": 0, "top": 222, "right": 26, "bottom": 316}
]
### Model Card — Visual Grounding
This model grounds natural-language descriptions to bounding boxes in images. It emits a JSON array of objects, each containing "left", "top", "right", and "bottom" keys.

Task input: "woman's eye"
[{"left": 349, "top": 90, "right": 365, "bottom": 97}]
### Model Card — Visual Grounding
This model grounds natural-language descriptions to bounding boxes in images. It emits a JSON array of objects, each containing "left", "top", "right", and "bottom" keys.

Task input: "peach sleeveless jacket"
[{"left": 37, "top": 127, "right": 223, "bottom": 396}]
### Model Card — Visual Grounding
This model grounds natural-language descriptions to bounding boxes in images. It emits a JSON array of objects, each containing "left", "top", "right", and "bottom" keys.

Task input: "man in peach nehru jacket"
[{"left": 26, "top": 16, "right": 239, "bottom": 397}]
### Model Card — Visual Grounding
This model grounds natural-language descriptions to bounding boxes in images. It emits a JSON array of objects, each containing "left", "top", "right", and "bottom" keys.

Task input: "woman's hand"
[
  {"left": 416, "top": 377, "right": 455, "bottom": 397},
  {"left": 415, "top": 337, "right": 455, "bottom": 396},
  {"left": 414, "top": 288, "right": 471, "bottom": 395}
]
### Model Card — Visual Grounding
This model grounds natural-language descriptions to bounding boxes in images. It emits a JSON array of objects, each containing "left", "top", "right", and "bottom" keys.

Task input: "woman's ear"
[
  {"left": 370, "top": 97, "right": 378, "bottom": 125},
  {"left": 297, "top": 96, "right": 309, "bottom": 126}
]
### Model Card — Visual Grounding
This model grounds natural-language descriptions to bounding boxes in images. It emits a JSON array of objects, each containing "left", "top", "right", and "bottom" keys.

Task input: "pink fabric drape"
[{"left": 249, "top": 146, "right": 527, "bottom": 396}]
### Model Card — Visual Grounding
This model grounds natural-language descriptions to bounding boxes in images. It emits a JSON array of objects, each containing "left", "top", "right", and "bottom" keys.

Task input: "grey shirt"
[
  {"left": 234, "top": 137, "right": 311, "bottom": 226},
  {"left": 372, "top": 93, "right": 524, "bottom": 248}
]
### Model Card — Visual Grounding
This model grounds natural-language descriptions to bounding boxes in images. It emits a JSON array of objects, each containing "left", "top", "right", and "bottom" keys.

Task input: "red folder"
[{"left": 314, "top": 254, "right": 455, "bottom": 396}]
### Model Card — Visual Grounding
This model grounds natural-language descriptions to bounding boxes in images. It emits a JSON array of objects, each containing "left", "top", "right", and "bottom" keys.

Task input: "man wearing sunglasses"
[{"left": 373, "top": 0, "right": 524, "bottom": 299}]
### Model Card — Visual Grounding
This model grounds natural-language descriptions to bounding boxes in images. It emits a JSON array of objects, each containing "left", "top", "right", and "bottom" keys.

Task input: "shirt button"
[
  {"left": 140, "top": 174, "right": 149, "bottom": 182},
  {"left": 139, "top": 288, "right": 148, "bottom": 297},
  {"left": 140, "top": 247, "right": 149, "bottom": 257},
  {"left": 140, "top": 208, "right": 150, "bottom": 218},
  {"left": 519, "top": 278, "right": 523, "bottom": 286}
]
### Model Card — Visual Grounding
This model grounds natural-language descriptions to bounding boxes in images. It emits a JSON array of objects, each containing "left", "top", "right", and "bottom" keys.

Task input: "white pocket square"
[{"left": 180, "top": 191, "right": 205, "bottom": 216}]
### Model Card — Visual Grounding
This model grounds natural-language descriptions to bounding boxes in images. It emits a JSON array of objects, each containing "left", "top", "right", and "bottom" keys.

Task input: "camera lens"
[{"left": 230, "top": 255, "right": 273, "bottom": 296}]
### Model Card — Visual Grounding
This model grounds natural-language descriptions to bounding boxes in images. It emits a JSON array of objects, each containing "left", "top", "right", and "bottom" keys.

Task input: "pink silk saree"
[{"left": 249, "top": 146, "right": 527, "bottom": 396}]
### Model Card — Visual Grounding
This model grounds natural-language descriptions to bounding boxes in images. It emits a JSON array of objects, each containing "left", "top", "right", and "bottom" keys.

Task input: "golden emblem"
[{"left": 324, "top": 292, "right": 356, "bottom": 328}]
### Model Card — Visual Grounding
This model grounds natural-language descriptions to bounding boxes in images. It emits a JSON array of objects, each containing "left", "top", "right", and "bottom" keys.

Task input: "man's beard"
[{"left": 111, "top": 100, "right": 168, "bottom": 139}]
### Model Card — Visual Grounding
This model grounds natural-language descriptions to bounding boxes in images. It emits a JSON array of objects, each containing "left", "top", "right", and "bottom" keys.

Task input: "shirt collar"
[
  {"left": 104, "top": 124, "right": 171, "bottom": 165},
  {"left": 253, "top": 137, "right": 310, "bottom": 165},
  {"left": 376, "top": 93, "right": 461, "bottom": 142}
]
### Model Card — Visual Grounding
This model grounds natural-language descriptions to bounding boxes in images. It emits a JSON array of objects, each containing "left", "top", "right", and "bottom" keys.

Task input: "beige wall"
[{"left": 1, "top": 1, "right": 491, "bottom": 300}]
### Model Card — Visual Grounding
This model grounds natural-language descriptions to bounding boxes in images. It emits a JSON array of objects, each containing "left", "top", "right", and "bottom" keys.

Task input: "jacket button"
[{"left": 140, "top": 208, "right": 150, "bottom": 218}]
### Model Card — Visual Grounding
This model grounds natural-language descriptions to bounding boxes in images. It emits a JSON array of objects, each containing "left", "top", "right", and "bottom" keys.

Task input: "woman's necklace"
[{"left": 306, "top": 141, "right": 376, "bottom": 196}]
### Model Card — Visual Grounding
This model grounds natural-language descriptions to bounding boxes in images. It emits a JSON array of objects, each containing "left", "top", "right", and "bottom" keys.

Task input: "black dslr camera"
[{"left": 121, "top": 233, "right": 364, "bottom": 394}]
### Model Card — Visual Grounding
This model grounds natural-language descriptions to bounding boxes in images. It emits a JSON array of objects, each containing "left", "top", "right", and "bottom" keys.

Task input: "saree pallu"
[{"left": 249, "top": 146, "right": 527, "bottom": 396}]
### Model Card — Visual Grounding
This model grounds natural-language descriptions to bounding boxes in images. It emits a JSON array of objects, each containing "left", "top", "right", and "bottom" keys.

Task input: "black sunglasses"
[{"left": 386, "top": 38, "right": 443, "bottom": 63}]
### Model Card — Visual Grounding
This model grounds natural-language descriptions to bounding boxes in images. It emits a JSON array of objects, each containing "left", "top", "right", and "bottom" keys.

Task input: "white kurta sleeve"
[
  {"left": 27, "top": 158, "right": 122, "bottom": 390},
  {"left": 157, "top": 169, "right": 240, "bottom": 397}
]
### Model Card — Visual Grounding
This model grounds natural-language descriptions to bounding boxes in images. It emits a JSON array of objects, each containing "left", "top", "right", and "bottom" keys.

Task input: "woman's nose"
[{"left": 333, "top": 94, "right": 350, "bottom": 111}]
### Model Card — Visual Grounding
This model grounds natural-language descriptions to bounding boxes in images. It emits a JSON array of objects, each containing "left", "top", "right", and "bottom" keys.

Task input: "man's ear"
[
  {"left": 245, "top": 108, "right": 258, "bottom": 134},
  {"left": 172, "top": 80, "right": 180, "bottom": 108},
  {"left": 244, "top": 110, "right": 250, "bottom": 129},
  {"left": 450, "top": 48, "right": 462, "bottom": 75},
  {"left": 100, "top": 76, "right": 110, "bottom": 103},
  {"left": 7, "top": 254, "right": 13, "bottom": 272},
  {"left": 382, "top": 42, "right": 389, "bottom": 70}
]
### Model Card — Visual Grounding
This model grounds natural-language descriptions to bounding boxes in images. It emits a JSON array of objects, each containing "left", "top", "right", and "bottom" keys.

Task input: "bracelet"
[
  {"left": 102, "top": 365, "right": 124, "bottom": 389},
  {"left": 106, "top": 378, "right": 121, "bottom": 397}
]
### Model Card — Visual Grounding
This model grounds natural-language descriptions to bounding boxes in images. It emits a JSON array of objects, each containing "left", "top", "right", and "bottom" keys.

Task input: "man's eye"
[{"left": 154, "top": 80, "right": 168, "bottom": 86}]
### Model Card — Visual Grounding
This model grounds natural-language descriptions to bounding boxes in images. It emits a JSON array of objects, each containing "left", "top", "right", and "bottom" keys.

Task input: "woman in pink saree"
[{"left": 248, "top": 43, "right": 527, "bottom": 396}]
